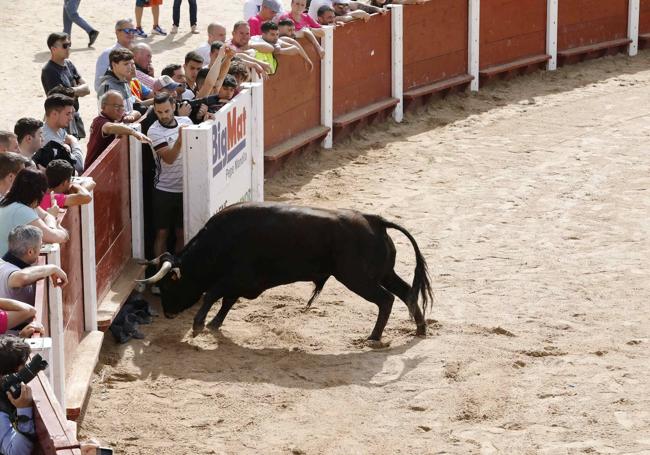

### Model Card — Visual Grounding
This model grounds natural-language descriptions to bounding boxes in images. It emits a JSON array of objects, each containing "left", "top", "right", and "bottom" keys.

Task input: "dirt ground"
[
  {"left": 77, "top": 52, "right": 650, "bottom": 454},
  {"left": 2, "top": 1, "right": 649, "bottom": 454}
]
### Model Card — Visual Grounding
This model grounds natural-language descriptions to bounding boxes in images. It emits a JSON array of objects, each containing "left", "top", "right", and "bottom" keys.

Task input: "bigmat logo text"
[{"left": 212, "top": 106, "right": 247, "bottom": 177}]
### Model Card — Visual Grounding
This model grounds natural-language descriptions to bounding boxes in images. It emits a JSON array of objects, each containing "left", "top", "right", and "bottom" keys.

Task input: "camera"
[
  {"left": 0, "top": 354, "right": 48, "bottom": 399},
  {"left": 184, "top": 94, "right": 220, "bottom": 109}
]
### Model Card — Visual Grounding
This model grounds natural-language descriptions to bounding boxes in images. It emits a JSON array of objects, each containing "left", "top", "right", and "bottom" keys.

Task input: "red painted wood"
[
  {"left": 33, "top": 371, "right": 79, "bottom": 455},
  {"left": 403, "top": 0, "right": 468, "bottom": 92},
  {"left": 263, "top": 37, "right": 322, "bottom": 151},
  {"left": 480, "top": 0, "right": 547, "bottom": 69},
  {"left": 84, "top": 136, "right": 132, "bottom": 302},
  {"left": 640, "top": 0, "right": 650, "bottom": 34},
  {"left": 59, "top": 206, "right": 85, "bottom": 376},
  {"left": 333, "top": 14, "right": 392, "bottom": 119},
  {"left": 558, "top": 0, "right": 629, "bottom": 51}
]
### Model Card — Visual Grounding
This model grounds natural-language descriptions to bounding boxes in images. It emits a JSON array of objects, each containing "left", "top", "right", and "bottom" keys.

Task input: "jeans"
[
  {"left": 172, "top": 0, "right": 197, "bottom": 26},
  {"left": 63, "top": 0, "right": 95, "bottom": 35}
]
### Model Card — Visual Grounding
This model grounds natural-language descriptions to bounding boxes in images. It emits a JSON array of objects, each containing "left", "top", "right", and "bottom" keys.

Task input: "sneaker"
[
  {"left": 191, "top": 25, "right": 199, "bottom": 34},
  {"left": 88, "top": 30, "right": 100, "bottom": 47},
  {"left": 151, "top": 285, "right": 161, "bottom": 296},
  {"left": 152, "top": 25, "right": 167, "bottom": 36},
  {"left": 135, "top": 27, "right": 148, "bottom": 38},
  {"left": 170, "top": 25, "right": 179, "bottom": 34}
]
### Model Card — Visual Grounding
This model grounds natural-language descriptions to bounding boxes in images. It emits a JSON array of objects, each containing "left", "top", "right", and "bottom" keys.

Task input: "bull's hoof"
[
  {"left": 416, "top": 325, "right": 427, "bottom": 337},
  {"left": 365, "top": 339, "right": 391, "bottom": 349},
  {"left": 191, "top": 325, "right": 204, "bottom": 337},
  {"left": 206, "top": 320, "right": 222, "bottom": 332}
]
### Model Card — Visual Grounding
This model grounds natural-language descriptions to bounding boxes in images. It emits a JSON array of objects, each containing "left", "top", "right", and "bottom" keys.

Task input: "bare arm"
[
  {"left": 0, "top": 298, "right": 36, "bottom": 312},
  {"left": 72, "top": 77, "right": 91, "bottom": 97},
  {"left": 156, "top": 125, "right": 187, "bottom": 165},
  {"left": 295, "top": 28, "right": 325, "bottom": 58},
  {"left": 29, "top": 216, "right": 69, "bottom": 245},
  {"left": 101, "top": 122, "right": 152, "bottom": 144},
  {"left": 350, "top": 1, "right": 383, "bottom": 13},
  {"left": 7, "top": 265, "right": 68, "bottom": 289},
  {"left": 195, "top": 46, "right": 232, "bottom": 99},
  {"left": 62, "top": 184, "right": 92, "bottom": 207},
  {"left": 247, "top": 40, "right": 275, "bottom": 53}
]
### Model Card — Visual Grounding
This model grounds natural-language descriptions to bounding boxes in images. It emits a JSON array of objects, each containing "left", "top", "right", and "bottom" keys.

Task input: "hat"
[
  {"left": 332, "top": 0, "right": 350, "bottom": 4},
  {"left": 262, "top": 0, "right": 282, "bottom": 13},
  {"left": 153, "top": 75, "right": 180, "bottom": 91}
]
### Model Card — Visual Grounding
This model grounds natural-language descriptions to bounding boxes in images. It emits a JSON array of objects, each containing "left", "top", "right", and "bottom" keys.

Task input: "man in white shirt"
[
  {"left": 148, "top": 93, "right": 193, "bottom": 257},
  {"left": 195, "top": 23, "right": 227, "bottom": 65},
  {"left": 94, "top": 19, "right": 136, "bottom": 93}
]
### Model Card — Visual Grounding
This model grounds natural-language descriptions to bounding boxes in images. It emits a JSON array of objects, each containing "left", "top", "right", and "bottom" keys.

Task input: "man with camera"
[{"left": 0, "top": 335, "right": 36, "bottom": 455}]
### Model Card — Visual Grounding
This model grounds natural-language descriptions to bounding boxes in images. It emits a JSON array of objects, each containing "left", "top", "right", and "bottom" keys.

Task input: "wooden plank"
[
  {"left": 403, "top": 74, "right": 474, "bottom": 100},
  {"left": 558, "top": 37, "right": 632, "bottom": 57},
  {"left": 333, "top": 98, "right": 399, "bottom": 128},
  {"left": 96, "top": 259, "right": 145, "bottom": 331},
  {"left": 33, "top": 371, "right": 79, "bottom": 453},
  {"left": 65, "top": 330, "right": 104, "bottom": 421},
  {"left": 265, "top": 126, "right": 330, "bottom": 162},
  {"left": 480, "top": 54, "right": 551, "bottom": 77}
]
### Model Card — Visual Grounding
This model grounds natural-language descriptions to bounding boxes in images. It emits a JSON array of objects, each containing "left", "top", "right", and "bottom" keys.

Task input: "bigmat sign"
[{"left": 183, "top": 85, "right": 264, "bottom": 241}]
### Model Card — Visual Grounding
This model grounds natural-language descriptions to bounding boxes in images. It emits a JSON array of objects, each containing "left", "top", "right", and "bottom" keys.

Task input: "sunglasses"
[
  {"left": 119, "top": 28, "right": 138, "bottom": 35},
  {"left": 59, "top": 42, "right": 71, "bottom": 49}
]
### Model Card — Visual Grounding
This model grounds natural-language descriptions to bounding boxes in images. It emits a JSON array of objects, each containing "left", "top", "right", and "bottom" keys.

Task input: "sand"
[{"left": 3, "top": 2, "right": 650, "bottom": 454}]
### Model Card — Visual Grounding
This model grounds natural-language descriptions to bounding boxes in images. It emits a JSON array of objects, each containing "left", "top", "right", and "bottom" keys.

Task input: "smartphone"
[{"left": 97, "top": 449, "right": 113, "bottom": 455}]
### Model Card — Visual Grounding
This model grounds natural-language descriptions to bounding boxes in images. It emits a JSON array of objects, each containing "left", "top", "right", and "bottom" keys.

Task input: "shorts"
[
  {"left": 136, "top": 0, "right": 162, "bottom": 7},
  {"left": 0, "top": 310, "right": 7, "bottom": 334},
  {"left": 153, "top": 188, "right": 184, "bottom": 230}
]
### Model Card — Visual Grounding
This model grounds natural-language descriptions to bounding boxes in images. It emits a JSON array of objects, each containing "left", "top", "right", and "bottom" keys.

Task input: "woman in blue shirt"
[{"left": 0, "top": 169, "right": 69, "bottom": 256}]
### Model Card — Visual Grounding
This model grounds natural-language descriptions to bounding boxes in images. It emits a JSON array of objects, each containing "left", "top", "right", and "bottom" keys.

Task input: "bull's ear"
[{"left": 171, "top": 267, "right": 181, "bottom": 280}]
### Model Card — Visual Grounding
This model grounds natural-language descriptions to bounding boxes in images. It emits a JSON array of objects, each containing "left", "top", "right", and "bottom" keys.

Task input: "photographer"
[{"left": 0, "top": 335, "right": 34, "bottom": 455}]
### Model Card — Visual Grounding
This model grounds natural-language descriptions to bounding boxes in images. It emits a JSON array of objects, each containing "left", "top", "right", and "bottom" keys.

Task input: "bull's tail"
[{"left": 380, "top": 219, "right": 433, "bottom": 319}]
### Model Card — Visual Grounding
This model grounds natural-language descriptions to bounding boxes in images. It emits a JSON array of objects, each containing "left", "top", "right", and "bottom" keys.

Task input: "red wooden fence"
[{"left": 640, "top": 0, "right": 650, "bottom": 47}]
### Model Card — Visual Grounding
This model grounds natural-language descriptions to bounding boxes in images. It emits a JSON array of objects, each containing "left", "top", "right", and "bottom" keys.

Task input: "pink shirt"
[
  {"left": 39, "top": 193, "right": 67, "bottom": 210},
  {"left": 248, "top": 14, "right": 265, "bottom": 36},
  {"left": 279, "top": 12, "right": 321, "bottom": 31}
]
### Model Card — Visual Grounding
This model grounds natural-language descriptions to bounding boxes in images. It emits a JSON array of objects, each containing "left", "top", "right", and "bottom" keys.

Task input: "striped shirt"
[{"left": 149, "top": 116, "right": 193, "bottom": 193}]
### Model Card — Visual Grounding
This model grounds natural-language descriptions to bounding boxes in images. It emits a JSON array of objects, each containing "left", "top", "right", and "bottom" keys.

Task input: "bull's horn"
[
  {"left": 171, "top": 267, "right": 181, "bottom": 279},
  {"left": 136, "top": 261, "right": 172, "bottom": 284}
]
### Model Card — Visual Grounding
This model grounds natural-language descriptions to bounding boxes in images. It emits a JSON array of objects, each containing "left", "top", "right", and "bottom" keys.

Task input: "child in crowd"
[{"left": 39, "top": 160, "right": 95, "bottom": 215}]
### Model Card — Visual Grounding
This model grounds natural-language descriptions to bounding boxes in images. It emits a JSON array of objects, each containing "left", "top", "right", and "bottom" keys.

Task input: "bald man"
[
  {"left": 132, "top": 43, "right": 155, "bottom": 89},
  {"left": 195, "top": 23, "right": 227, "bottom": 65}
]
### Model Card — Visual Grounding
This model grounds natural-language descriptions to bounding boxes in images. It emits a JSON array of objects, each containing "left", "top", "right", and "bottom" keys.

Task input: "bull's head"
[{"left": 137, "top": 252, "right": 203, "bottom": 318}]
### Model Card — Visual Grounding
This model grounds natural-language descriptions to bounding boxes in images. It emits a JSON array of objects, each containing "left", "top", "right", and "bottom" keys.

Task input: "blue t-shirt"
[{"left": 0, "top": 203, "right": 39, "bottom": 256}]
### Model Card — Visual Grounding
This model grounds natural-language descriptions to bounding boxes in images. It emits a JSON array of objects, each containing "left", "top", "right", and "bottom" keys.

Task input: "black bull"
[{"left": 139, "top": 202, "right": 433, "bottom": 340}]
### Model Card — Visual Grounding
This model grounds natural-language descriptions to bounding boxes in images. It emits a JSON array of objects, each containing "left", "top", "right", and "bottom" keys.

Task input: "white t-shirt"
[
  {"left": 195, "top": 42, "right": 211, "bottom": 67},
  {"left": 149, "top": 117, "right": 193, "bottom": 193},
  {"left": 308, "top": 0, "right": 332, "bottom": 19}
]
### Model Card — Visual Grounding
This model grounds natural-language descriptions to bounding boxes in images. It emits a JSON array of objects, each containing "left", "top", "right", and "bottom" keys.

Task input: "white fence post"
[
  {"left": 25, "top": 337, "right": 54, "bottom": 388},
  {"left": 247, "top": 82, "right": 265, "bottom": 201},
  {"left": 80, "top": 196, "right": 97, "bottom": 331},
  {"left": 129, "top": 130, "right": 145, "bottom": 259},
  {"left": 43, "top": 244, "right": 65, "bottom": 408},
  {"left": 547, "top": 0, "right": 559, "bottom": 70},
  {"left": 468, "top": 0, "right": 480, "bottom": 91},
  {"left": 389, "top": 4, "right": 404, "bottom": 122},
  {"left": 629, "top": 0, "right": 640, "bottom": 56},
  {"left": 320, "top": 26, "right": 334, "bottom": 148}
]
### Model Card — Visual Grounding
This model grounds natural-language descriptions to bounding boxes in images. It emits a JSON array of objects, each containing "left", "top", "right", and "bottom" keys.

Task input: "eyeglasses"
[
  {"left": 59, "top": 42, "right": 71, "bottom": 49},
  {"left": 118, "top": 28, "right": 138, "bottom": 35},
  {"left": 107, "top": 104, "right": 125, "bottom": 111}
]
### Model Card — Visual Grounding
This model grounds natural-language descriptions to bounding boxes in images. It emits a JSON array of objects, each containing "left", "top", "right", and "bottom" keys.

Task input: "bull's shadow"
[{"left": 106, "top": 310, "right": 428, "bottom": 389}]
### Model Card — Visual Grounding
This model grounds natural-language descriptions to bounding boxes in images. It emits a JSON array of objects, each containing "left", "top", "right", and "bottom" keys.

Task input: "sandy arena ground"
[{"left": 3, "top": 2, "right": 650, "bottom": 454}]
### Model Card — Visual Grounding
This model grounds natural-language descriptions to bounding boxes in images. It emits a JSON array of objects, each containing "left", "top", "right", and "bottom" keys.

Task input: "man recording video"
[{"left": 0, "top": 335, "right": 34, "bottom": 455}]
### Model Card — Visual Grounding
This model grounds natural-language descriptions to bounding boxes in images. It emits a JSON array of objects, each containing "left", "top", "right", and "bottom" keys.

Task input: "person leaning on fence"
[
  {"left": 279, "top": 0, "right": 325, "bottom": 59},
  {"left": 0, "top": 154, "right": 30, "bottom": 199},
  {"left": 148, "top": 93, "right": 193, "bottom": 267},
  {"left": 94, "top": 19, "right": 137, "bottom": 94},
  {"left": 0, "top": 169, "right": 69, "bottom": 258},
  {"left": 0, "top": 298, "right": 43, "bottom": 338},
  {"left": 40, "top": 160, "right": 95, "bottom": 213},
  {"left": 316, "top": 5, "right": 337, "bottom": 25},
  {"left": 13, "top": 119, "right": 43, "bottom": 163},
  {"left": 86, "top": 90, "right": 151, "bottom": 170},
  {"left": 0, "top": 226, "right": 68, "bottom": 309},
  {"left": 332, "top": 0, "right": 372, "bottom": 22},
  {"left": 0, "top": 335, "right": 35, "bottom": 455},
  {"left": 41, "top": 32, "right": 91, "bottom": 140},
  {"left": 0, "top": 133, "right": 18, "bottom": 154},
  {"left": 255, "top": 21, "right": 314, "bottom": 72},
  {"left": 249, "top": 0, "right": 282, "bottom": 36}
]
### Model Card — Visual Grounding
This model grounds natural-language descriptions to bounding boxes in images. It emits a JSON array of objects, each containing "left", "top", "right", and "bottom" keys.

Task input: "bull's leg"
[
  {"left": 206, "top": 297, "right": 238, "bottom": 331},
  {"left": 341, "top": 280, "right": 394, "bottom": 341},
  {"left": 192, "top": 287, "right": 222, "bottom": 336},
  {"left": 382, "top": 271, "right": 426, "bottom": 336}
]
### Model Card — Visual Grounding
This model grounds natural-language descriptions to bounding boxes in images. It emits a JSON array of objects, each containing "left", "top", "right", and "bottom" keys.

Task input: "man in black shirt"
[{"left": 41, "top": 32, "right": 91, "bottom": 139}]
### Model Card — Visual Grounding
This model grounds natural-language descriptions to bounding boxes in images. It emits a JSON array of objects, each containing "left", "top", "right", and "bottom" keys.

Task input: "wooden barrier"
[
  {"left": 640, "top": 0, "right": 650, "bottom": 47},
  {"left": 263, "top": 37, "right": 328, "bottom": 174},
  {"left": 558, "top": 0, "right": 631, "bottom": 63},
  {"left": 59, "top": 206, "right": 84, "bottom": 379},
  {"left": 332, "top": 13, "right": 397, "bottom": 135},
  {"left": 479, "top": 0, "right": 550, "bottom": 83},
  {"left": 84, "top": 136, "right": 133, "bottom": 309},
  {"left": 402, "top": 0, "right": 472, "bottom": 108}
]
